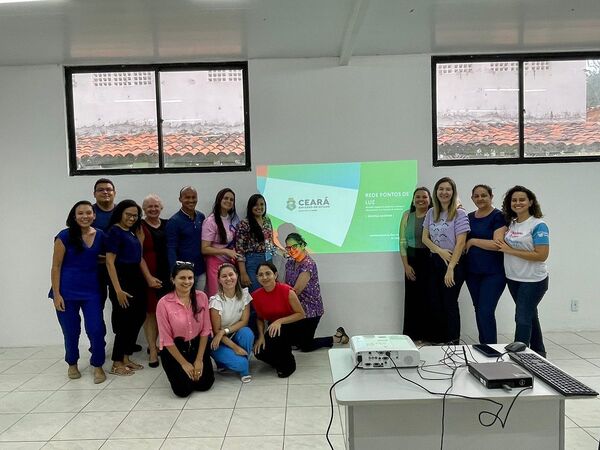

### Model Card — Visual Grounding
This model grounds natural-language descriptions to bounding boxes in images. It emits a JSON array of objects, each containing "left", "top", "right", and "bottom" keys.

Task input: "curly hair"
[{"left": 501, "top": 185, "right": 543, "bottom": 223}]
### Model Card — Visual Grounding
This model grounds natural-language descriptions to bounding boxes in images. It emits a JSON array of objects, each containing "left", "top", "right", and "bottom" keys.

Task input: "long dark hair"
[
  {"left": 108, "top": 199, "right": 142, "bottom": 232},
  {"left": 502, "top": 185, "right": 543, "bottom": 223},
  {"left": 171, "top": 263, "right": 202, "bottom": 320},
  {"left": 66, "top": 200, "right": 94, "bottom": 252},
  {"left": 212, "top": 188, "right": 238, "bottom": 244},
  {"left": 409, "top": 187, "right": 432, "bottom": 213},
  {"left": 246, "top": 194, "right": 267, "bottom": 243}
]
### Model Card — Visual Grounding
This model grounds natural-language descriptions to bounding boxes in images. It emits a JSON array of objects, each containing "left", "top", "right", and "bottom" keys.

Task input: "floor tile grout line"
[{"left": 221, "top": 381, "right": 244, "bottom": 447}]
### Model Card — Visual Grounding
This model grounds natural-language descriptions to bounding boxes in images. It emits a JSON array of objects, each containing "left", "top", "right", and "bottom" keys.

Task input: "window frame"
[
  {"left": 432, "top": 52, "right": 600, "bottom": 166},
  {"left": 65, "top": 61, "right": 251, "bottom": 176}
]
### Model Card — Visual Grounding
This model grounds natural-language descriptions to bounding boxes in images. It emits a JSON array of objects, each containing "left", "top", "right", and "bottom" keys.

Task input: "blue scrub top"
[
  {"left": 106, "top": 225, "right": 142, "bottom": 264},
  {"left": 466, "top": 209, "right": 506, "bottom": 275},
  {"left": 51, "top": 228, "right": 106, "bottom": 301}
]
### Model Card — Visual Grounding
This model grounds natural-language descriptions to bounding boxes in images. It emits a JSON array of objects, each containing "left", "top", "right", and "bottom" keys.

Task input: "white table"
[{"left": 329, "top": 346, "right": 566, "bottom": 450}]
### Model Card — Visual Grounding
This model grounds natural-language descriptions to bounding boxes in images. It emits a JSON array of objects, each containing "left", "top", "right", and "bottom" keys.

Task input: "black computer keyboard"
[{"left": 508, "top": 352, "right": 599, "bottom": 397}]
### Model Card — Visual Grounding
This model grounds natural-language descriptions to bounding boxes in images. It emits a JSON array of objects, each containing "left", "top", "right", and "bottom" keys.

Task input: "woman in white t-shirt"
[
  {"left": 209, "top": 263, "right": 254, "bottom": 382},
  {"left": 495, "top": 186, "right": 549, "bottom": 357}
]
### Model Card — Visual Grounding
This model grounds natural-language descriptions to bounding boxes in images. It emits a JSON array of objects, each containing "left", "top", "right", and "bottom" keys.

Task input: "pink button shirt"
[{"left": 156, "top": 291, "right": 212, "bottom": 349}]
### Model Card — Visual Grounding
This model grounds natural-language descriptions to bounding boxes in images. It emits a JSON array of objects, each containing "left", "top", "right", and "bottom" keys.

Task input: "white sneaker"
[{"left": 241, "top": 375, "right": 252, "bottom": 383}]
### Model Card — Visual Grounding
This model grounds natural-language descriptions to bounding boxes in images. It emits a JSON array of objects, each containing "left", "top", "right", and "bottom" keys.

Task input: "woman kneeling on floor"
[
  {"left": 210, "top": 263, "right": 254, "bottom": 383},
  {"left": 156, "top": 262, "right": 214, "bottom": 397},
  {"left": 252, "top": 261, "right": 306, "bottom": 378}
]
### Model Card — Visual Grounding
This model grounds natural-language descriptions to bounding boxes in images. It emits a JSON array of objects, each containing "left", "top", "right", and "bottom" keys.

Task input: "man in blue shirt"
[
  {"left": 92, "top": 178, "right": 116, "bottom": 231},
  {"left": 166, "top": 186, "right": 207, "bottom": 291}
]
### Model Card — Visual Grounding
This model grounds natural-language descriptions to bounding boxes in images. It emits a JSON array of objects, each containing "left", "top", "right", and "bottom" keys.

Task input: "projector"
[{"left": 350, "top": 335, "right": 420, "bottom": 369}]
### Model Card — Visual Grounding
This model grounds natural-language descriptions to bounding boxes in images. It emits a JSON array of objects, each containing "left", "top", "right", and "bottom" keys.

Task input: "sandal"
[
  {"left": 334, "top": 327, "right": 350, "bottom": 345},
  {"left": 125, "top": 361, "right": 144, "bottom": 371},
  {"left": 109, "top": 365, "right": 134, "bottom": 376}
]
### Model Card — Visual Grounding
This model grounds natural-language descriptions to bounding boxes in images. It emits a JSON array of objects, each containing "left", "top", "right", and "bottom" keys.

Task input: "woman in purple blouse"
[
  {"left": 422, "top": 177, "right": 470, "bottom": 345},
  {"left": 284, "top": 233, "right": 348, "bottom": 351}
]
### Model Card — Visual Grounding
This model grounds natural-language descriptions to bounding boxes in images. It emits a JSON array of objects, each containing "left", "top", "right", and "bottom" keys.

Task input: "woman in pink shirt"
[
  {"left": 156, "top": 262, "right": 214, "bottom": 397},
  {"left": 201, "top": 188, "right": 241, "bottom": 297}
]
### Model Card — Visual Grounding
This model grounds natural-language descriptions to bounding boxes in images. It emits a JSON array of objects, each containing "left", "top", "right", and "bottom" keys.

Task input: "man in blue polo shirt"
[
  {"left": 166, "top": 186, "right": 207, "bottom": 291},
  {"left": 91, "top": 178, "right": 116, "bottom": 232}
]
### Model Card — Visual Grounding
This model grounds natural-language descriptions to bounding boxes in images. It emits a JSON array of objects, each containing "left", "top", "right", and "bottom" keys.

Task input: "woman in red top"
[
  {"left": 156, "top": 262, "right": 214, "bottom": 397},
  {"left": 252, "top": 261, "right": 305, "bottom": 378}
]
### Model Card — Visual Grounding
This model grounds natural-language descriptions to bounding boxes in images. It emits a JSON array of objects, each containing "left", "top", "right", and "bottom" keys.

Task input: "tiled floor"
[{"left": 0, "top": 332, "right": 599, "bottom": 449}]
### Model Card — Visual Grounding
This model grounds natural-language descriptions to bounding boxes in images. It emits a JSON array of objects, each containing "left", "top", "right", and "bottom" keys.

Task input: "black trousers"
[
  {"left": 287, "top": 316, "right": 333, "bottom": 352},
  {"left": 160, "top": 336, "right": 215, "bottom": 397},
  {"left": 108, "top": 263, "right": 147, "bottom": 362},
  {"left": 402, "top": 247, "right": 430, "bottom": 341},
  {"left": 255, "top": 324, "right": 297, "bottom": 377},
  {"left": 427, "top": 253, "right": 465, "bottom": 344}
]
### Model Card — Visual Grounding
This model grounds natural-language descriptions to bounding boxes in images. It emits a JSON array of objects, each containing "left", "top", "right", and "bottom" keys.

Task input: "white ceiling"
[{"left": 0, "top": 0, "right": 599, "bottom": 66}]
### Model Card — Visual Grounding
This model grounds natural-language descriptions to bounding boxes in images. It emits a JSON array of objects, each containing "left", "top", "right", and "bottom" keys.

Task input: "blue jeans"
[
  {"left": 507, "top": 277, "right": 548, "bottom": 356},
  {"left": 56, "top": 299, "right": 106, "bottom": 367},
  {"left": 466, "top": 272, "right": 506, "bottom": 344},
  {"left": 211, "top": 327, "right": 254, "bottom": 376},
  {"left": 245, "top": 252, "right": 272, "bottom": 337}
]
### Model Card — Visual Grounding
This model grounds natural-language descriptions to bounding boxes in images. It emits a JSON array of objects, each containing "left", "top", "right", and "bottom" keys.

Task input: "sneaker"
[{"left": 241, "top": 375, "right": 252, "bottom": 383}]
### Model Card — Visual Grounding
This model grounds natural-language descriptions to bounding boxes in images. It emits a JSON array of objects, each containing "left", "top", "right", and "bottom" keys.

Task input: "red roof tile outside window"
[
  {"left": 66, "top": 64, "right": 250, "bottom": 174},
  {"left": 434, "top": 57, "right": 600, "bottom": 162}
]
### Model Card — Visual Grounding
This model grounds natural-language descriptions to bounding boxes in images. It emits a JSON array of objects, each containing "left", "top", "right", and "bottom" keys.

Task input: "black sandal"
[{"left": 334, "top": 327, "right": 349, "bottom": 345}]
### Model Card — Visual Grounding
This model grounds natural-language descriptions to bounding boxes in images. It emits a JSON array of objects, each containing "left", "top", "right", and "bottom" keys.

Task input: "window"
[
  {"left": 65, "top": 62, "right": 250, "bottom": 175},
  {"left": 432, "top": 53, "right": 600, "bottom": 165}
]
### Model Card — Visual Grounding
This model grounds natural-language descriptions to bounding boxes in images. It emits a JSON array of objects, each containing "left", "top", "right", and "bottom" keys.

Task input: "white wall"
[{"left": 1, "top": 56, "right": 598, "bottom": 347}]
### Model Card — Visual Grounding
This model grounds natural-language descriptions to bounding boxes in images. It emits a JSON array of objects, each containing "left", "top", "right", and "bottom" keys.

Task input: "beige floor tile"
[
  {"left": 33, "top": 389, "right": 100, "bottom": 413},
  {"left": 566, "top": 398, "right": 600, "bottom": 427},
  {"left": 287, "top": 384, "right": 334, "bottom": 407},
  {"left": 110, "top": 410, "right": 179, "bottom": 439},
  {"left": 169, "top": 409, "right": 232, "bottom": 438},
  {"left": 546, "top": 332, "right": 592, "bottom": 345},
  {"left": 235, "top": 384, "right": 287, "bottom": 408},
  {"left": 161, "top": 437, "right": 223, "bottom": 450},
  {"left": 134, "top": 387, "right": 188, "bottom": 410},
  {"left": 101, "top": 438, "right": 164, "bottom": 449},
  {"left": 226, "top": 407, "right": 285, "bottom": 436},
  {"left": 53, "top": 411, "right": 128, "bottom": 440},
  {"left": 81, "top": 388, "right": 146, "bottom": 412},
  {"left": 0, "top": 412, "right": 74, "bottom": 441},
  {"left": 284, "top": 434, "right": 345, "bottom": 450},
  {"left": 565, "top": 427, "right": 598, "bottom": 449},
  {"left": 284, "top": 406, "right": 342, "bottom": 436},
  {"left": 222, "top": 435, "right": 283, "bottom": 449},
  {"left": 0, "top": 391, "right": 53, "bottom": 413}
]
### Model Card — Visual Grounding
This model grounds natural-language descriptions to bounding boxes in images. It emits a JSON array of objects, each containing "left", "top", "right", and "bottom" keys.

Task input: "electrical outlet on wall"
[{"left": 570, "top": 299, "right": 580, "bottom": 312}]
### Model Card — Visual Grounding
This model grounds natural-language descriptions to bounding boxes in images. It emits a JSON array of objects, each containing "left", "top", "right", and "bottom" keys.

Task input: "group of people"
[
  {"left": 50, "top": 178, "right": 348, "bottom": 396},
  {"left": 400, "top": 178, "right": 550, "bottom": 356}
]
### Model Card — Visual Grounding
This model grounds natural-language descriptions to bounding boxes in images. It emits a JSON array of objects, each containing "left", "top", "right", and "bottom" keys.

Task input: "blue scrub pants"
[
  {"left": 507, "top": 277, "right": 548, "bottom": 357},
  {"left": 465, "top": 272, "right": 506, "bottom": 344},
  {"left": 56, "top": 299, "right": 106, "bottom": 367},
  {"left": 211, "top": 326, "right": 254, "bottom": 376}
]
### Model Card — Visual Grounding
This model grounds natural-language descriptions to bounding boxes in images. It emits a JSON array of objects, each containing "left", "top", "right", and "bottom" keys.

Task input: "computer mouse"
[{"left": 505, "top": 341, "right": 527, "bottom": 352}]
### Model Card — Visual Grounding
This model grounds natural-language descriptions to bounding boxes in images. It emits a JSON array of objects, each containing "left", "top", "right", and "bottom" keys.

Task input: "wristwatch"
[{"left": 224, "top": 328, "right": 230, "bottom": 335}]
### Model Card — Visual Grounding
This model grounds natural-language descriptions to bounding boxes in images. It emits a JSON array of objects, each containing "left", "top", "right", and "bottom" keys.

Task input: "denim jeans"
[
  {"left": 466, "top": 272, "right": 506, "bottom": 344},
  {"left": 507, "top": 277, "right": 549, "bottom": 356}
]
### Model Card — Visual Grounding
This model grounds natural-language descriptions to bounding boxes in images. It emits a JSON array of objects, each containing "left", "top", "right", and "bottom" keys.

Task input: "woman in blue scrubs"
[{"left": 50, "top": 200, "right": 107, "bottom": 383}]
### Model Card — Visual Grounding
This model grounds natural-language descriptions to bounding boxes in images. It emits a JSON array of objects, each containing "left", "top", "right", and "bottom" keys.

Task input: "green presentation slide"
[{"left": 257, "top": 160, "right": 418, "bottom": 253}]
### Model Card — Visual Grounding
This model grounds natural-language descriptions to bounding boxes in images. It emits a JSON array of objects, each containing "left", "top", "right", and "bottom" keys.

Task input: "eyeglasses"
[
  {"left": 285, "top": 244, "right": 301, "bottom": 251},
  {"left": 124, "top": 213, "right": 139, "bottom": 219},
  {"left": 95, "top": 188, "right": 114, "bottom": 193},
  {"left": 175, "top": 261, "right": 195, "bottom": 269}
]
